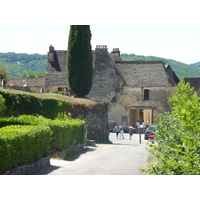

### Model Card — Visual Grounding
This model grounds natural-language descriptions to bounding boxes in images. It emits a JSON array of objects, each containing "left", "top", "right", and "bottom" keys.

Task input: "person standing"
[
  {"left": 119, "top": 124, "right": 125, "bottom": 139},
  {"left": 142, "top": 120, "right": 146, "bottom": 134},
  {"left": 128, "top": 124, "right": 136, "bottom": 140},
  {"left": 114, "top": 124, "right": 120, "bottom": 139},
  {"left": 136, "top": 120, "right": 141, "bottom": 134}
]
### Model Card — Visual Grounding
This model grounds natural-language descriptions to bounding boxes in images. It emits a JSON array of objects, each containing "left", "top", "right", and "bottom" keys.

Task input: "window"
[
  {"left": 144, "top": 89, "right": 149, "bottom": 100},
  {"left": 57, "top": 87, "right": 62, "bottom": 91}
]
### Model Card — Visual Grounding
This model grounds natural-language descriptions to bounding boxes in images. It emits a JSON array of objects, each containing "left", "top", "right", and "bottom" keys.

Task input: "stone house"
[
  {"left": 184, "top": 77, "right": 200, "bottom": 96},
  {"left": 44, "top": 45, "right": 180, "bottom": 127},
  {"left": 5, "top": 77, "right": 45, "bottom": 93}
]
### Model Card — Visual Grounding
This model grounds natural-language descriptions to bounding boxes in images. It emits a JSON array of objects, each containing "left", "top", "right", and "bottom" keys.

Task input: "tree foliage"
[
  {"left": 142, "top": 78, "right": 200, "bottom": 174},
  {"left": 0, "top": 63, "right": 11, "bottom": 83},
  {"left": 0, "top": 94, "right": 7, "bottom": 115},
  {"left": 67, "top": 25, "right": 93, "bottom": 97},
  {"left": 0, "top": 53, "right": 46, "bottom": 77},
  {"left": 17, "top": 70, "right": 45, "bottom": 78}
]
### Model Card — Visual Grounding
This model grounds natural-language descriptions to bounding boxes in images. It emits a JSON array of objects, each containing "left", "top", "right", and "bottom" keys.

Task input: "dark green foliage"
[
  {"left": 67, "top": 25, "right": 93, "bottom": 97},
  {"left": 0, "top": 90, "right": 70, "bottom": 119},
  {"left": 0, "top": 125, "right": 52, "bottom": 174},
  {"left": 0, "top": 95, "right": 7, "bottom": 115},
  {"left": 121, "top": 54, "right": 200, "bottom": 79}
]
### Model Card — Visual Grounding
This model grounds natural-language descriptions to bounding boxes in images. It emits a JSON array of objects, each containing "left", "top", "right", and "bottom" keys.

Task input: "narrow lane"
[{"left": 36, "top": 133, "right": 149, "bottom": 175}]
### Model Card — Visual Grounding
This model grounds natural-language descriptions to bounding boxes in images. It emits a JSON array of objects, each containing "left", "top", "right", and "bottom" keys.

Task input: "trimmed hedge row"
[
  {"left": 49, "top": 119, "right": 85, "bottom": 151},
  {"left": 0, "top": 115, "right": 85, "bottom": 174},
  {"left": 0, "top": 90, "right": 70, "bottom": 119},
  {"left": 0, "top": 115, "right": 49, "bottom": 128},
  {"left": 0, "top": 125, "right": 52, "bottom": 174}
]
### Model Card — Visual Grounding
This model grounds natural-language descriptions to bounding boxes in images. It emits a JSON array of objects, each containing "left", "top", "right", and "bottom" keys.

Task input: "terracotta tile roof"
[{"left": 6, "top": 78, "right": 45, "bottom": 87}]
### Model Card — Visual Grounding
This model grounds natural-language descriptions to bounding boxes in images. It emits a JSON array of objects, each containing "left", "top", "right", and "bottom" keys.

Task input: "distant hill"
[
  {"left": 191, "top": 61, "right": 200, "bottom": 68},
  {"left": 0, "top": 52, "right": 200, "bottom": 79},
  {"left": 0, "top": 52, "right": 46, "bottom": 77},
  {"left": 121, "top": 54, "right": 200, "bottom": 79}
]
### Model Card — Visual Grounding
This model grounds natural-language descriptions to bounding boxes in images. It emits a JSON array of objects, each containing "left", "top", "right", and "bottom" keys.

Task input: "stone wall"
[
  {"left": 68, "top": 102, "right": 109, "bottom": 142},
  {"left": 108, "top": 86, "right": 177, "bottom": 127},
  {"left": 3, "top": 156, "right": 50, "bottom": 175}
]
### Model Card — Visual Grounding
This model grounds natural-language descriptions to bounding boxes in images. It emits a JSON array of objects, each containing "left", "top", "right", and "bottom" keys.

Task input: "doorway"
[{"left": 129, "top": 109, "right": 152, "bottom": 127}]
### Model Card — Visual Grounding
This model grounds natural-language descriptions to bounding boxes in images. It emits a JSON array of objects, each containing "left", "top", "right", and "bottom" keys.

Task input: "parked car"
[
  {"left": 108, "top": 120, "right": 116, "bottom": 132},
  {"left": 144, "top": 124, "right": 157, "bottom": 140}
]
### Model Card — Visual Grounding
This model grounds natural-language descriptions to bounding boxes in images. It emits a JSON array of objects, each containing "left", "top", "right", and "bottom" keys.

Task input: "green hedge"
[
  {"left": 0, "top": 125, "right": 52, "bottom": 174},
  {"left": 49, "top": 119, "right": 85, "bottom": 151},
  {"left": 0, "top": 90, "right": 70, "bottom": 119},
  {"left": 0, "top": 115, "right": 86, "bottom": 173},
  {"left": 0, "top": 115, "right": 85, "bottom": 151},
  {"left": 0, "top": 115, "right": 50, "bottom": 128}
]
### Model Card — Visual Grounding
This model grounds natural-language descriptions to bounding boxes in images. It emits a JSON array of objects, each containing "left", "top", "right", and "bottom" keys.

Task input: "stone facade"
[
  {"left": 184, "top": 77, "right": 200, "bottom": 96},
  {"left": 87, "top": 47, "right": 179, "bottom": 127},
  {"left": 44, "top": 45, "right": 180, "bottom": 128},
  {"left": 68, "top": 102, "right": 109, "bottom": 142}
]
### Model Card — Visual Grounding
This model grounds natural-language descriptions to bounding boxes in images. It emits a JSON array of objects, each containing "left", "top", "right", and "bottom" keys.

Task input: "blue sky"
[{"left": 1, "top": 25, "right": 200, "bottom": 64}]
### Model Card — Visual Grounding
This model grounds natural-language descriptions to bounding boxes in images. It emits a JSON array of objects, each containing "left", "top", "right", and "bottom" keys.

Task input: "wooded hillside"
[
  {"left": 0, "top": 53, "right": 46, "bottom": 77},
  {"left": 0, "top": 52, "right": 200, "bottom": 79}
]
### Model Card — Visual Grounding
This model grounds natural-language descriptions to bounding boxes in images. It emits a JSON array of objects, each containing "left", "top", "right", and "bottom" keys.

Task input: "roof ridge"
[{"left": 115, "top": 60, "right": 164, "bottom": 64}]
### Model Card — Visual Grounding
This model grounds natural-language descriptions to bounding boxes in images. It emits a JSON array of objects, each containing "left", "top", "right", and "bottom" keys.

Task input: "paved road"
[{"left": 35, "top": 133, "right": 149, "bottom": 175}]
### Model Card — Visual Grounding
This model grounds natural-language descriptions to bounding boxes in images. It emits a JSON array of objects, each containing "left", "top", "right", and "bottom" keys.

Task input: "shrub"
[
  {"left": 49, "top": 119, "right": 85, "bottom": 151},
  {"left": 0, "top": 115, "right": 50, "bottom": 128},
  {"left": 0, "top": 115, "right": 86, "bottom": 173},
  {"left": 0, "top": 94, "right": 7, "bottom": 115},
  {"left": 142, "top": 79, "right": 200, "bottom": 175},
  {"left": 0, "top": 90, "right": 70, "bottom": 119},
  {"left": 0, "top": 125, "right": 52, "bottom": 174}
]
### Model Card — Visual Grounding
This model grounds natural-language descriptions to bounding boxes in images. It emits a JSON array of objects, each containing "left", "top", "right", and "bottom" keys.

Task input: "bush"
[
  {"left": 0, "top": 125, "right": 52, "bottom": 174},
  {"left": 0, "top": 115, "right": 86, "bottom": 173},
  {"left": 142, "top": 79, "right": 200, "bottom": 175},
  {"left": 0, "top": 90, "right": 70, "bottom": 119},
  {"left": 0, "top": 94, "right": 7, "bottom": 115},
  {"left": 49, "top": 119, "right": 85, "bottom": 151},
  {"left": 0, "top": 115, "right": 50, "bottom": 128}
]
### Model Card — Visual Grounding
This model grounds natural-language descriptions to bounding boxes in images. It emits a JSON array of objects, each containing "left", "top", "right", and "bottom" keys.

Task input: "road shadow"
[
  {"left": 111, "top": 143, "right": 140, "bottom": 146},
  {"left": 35, "top": 147, "right": 97, "bottom": 175},
  {"left": 35, "top": 165, "right": 60, "bottom": 175},
  {"left": 63, "top": 147, "right": 96, "bottom": 161}
]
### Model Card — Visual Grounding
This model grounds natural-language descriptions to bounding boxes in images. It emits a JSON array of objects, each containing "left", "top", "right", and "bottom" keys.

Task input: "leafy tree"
[
  {"left": 0, "top": 63, "right": 11, "bottom": 83},
  {"left": 67, "top": 25, "right": 93, "bottom": 97},
  {"left": 17, "top": 70, "right": 45, "bottom": 78},
  {"left": 142, "top": 78, "right": 200, "bottom": 174}
]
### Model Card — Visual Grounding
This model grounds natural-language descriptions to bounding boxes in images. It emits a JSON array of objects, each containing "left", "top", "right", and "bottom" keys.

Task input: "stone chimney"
[
  {"left": 111, "top": 48, "right": 120, "bottom": 56},
  {"left": 95, "top": 45, "right": 108, "bottom": 63},
  {"left": 48, "top": 45, "right": 55, "bottom": 62}
]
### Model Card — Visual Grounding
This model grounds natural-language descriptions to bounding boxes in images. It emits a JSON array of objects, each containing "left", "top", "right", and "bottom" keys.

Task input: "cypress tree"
[{"left": 67, "top": 25, "right": 93, "bottom": 97}]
